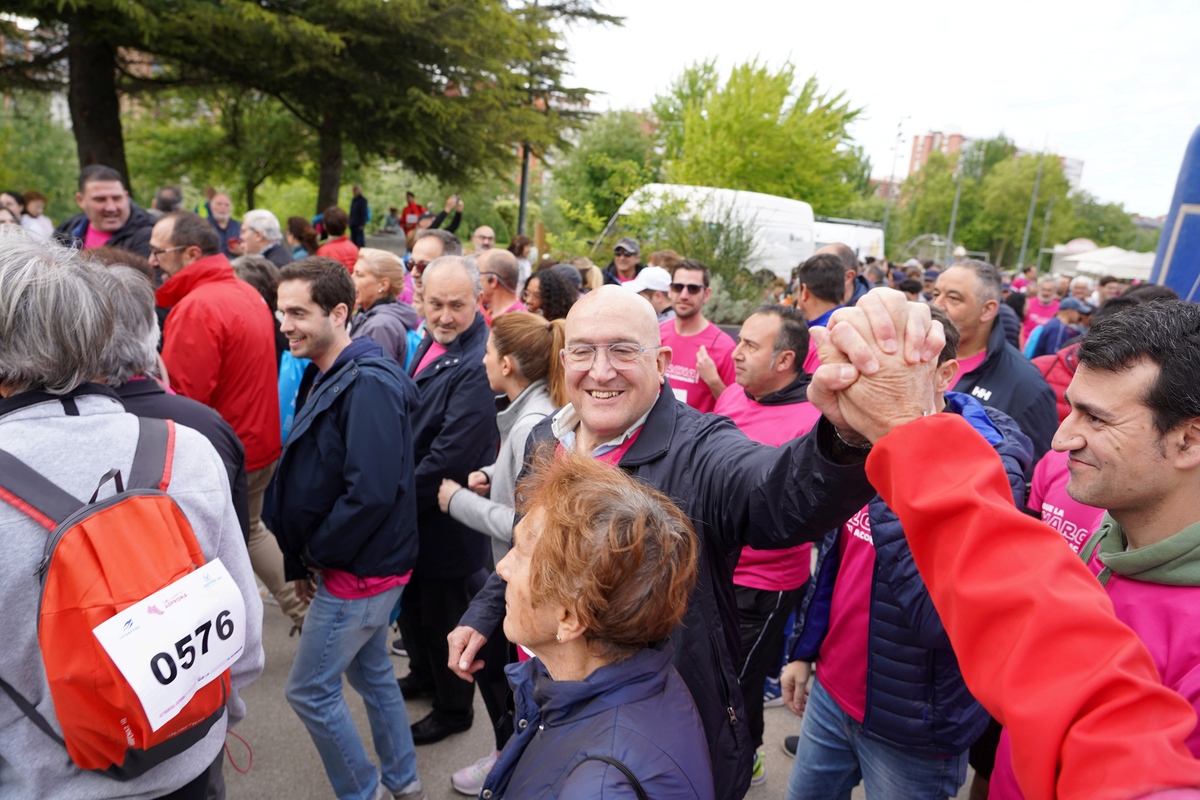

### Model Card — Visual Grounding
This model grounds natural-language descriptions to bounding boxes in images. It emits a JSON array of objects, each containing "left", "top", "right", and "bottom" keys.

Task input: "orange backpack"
[{"left": 0, "top": 418, "right": 230, "bottom": 780}]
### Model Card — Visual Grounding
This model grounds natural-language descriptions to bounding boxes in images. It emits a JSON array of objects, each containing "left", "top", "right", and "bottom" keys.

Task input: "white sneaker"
[
  {"left": 391, "top": 779, "right": 425, "bottom": 800},
  {"left": 451, "top": 751, "right": 498, "bottom": 796}
]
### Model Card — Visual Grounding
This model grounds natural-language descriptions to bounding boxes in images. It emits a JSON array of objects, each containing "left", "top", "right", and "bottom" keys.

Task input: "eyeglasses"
[
  {"left": 561, "top": 343, "right": 661, "bottom": 371},
  {"left": 149, "top": 245, "right": 186, "bottom": 258},
  {"left": 522, "top": 288, "right": 541, "bottom": 302},
  {"left": 670, "top": 282, "right": 706, "bottom": 295},
  {"left": 408, "top": 260, "right": 430, "bottom": 275},
  {"left": 614, "top": 248, "right": 637, "bottom": 257}
]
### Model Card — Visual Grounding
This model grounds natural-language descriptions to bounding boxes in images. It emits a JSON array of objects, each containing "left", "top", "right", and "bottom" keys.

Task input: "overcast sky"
[{"left": 564, "top": 0, "right": 1199, "bottom": 218}]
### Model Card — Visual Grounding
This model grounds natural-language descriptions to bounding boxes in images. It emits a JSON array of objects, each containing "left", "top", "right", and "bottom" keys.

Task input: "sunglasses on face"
[
  {"left": 614, "top": 248, "right": 637, "bottom": 257},
  {"left": 670, "top": 282, "right": 706, "bottom": 295},
  {"left": 408, "top": 260, "right": 430, "bottom": 275}
]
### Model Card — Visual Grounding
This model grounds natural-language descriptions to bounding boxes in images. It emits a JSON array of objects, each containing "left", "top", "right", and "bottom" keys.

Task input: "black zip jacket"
[
  {"left": 951, "top": 319, "right": 1057, "bottom": 467},
  {"left": 460, "top": 388, "right": 875, "bottom": 800}
]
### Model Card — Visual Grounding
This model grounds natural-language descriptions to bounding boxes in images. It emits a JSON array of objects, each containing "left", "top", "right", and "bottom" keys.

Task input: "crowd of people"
[{"left": 0, "top": 164, "right": 1198, "bottom": 800}]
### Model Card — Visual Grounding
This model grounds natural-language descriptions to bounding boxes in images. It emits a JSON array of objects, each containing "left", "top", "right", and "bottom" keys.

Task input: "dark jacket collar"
[
  {"left": 507, "top": 640, "right": 675, "bottom": 727},
  {"left": 614, "top": 386, "right": 679, "bottom": 468},
  {"left": 752, "top": 371, "right": 812, "bottom": 406},
  {"left": 313, "top": 338, "right": 382, "bottom": 389},
  {"left": 407, "top": 311, "right": 488, "bottom": 378},
  {"left": 112, "top": 377, "right": 167, "bottom": 399}
]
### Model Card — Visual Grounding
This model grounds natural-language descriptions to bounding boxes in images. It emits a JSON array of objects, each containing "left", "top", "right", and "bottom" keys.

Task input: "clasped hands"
[{"left": 806, "top": 288, "right": 945, "bottom": 445}]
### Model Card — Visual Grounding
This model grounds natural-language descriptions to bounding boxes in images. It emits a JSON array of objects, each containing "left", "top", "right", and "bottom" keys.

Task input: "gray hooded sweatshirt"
[{"left": 447, "top": 379, "right": 556, "bottom": 565}]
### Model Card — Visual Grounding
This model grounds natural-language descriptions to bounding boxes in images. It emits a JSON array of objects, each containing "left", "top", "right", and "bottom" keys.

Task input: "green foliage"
[
  {"left": 1068, "top": 191, "right": 1141, "bottom": 248},
  {"left": 491, "top": 199, "right": 540, "bottom": 243},
  {"left": 125, "top": 88, "right": 315, "bottom": 211},
  {"left": 963, "top": 154, "right": 1073, "bottom": 267},
  {"left": 960, "top": 135, "right": 1018, "bottom": 181},
  {"left": 658, "top": 60, "right": 867, "bottom": 215},
  {"left": 0, "top": 92, "right": 78, "bottom": 220},
  {"left": 549, "top": 110, "right": 661, "bottom": 226}
]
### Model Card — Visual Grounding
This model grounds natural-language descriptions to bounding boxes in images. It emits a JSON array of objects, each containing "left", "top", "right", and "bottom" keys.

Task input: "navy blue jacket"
[
  {"left": 952, "top": 317, "right": 1057, "bottom": 467},
  {"left": 461, "top": 388, "right": 876, "bottom": 800},
  {"left": 788, "top": 394, "right": 1033, "bottom": 756},
  {"left": 272, "top": 338, "right": 421, "bottom": 582},
  {"left": 484, "top": 642, "right": 714, "bottom": 800},
  {"left": 407, "top": 313, "right": 499, "bottom": 579}
]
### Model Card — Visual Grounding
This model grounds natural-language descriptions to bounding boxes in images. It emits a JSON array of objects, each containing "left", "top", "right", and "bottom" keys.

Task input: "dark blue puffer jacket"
[
  {"left": 483, "top": 641, "right": 715, "bottom": 800},
  {"left": 787, "top": 392, "right": 1033, "bottom": 756}
]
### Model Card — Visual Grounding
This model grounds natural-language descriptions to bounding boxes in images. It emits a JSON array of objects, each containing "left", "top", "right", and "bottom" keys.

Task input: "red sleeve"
[
  {"left": 161, "top": 301, "right": 221, "bottom": 406},
  {"left": 866, "top": 414, "right": 1200, "bottom": 800}
]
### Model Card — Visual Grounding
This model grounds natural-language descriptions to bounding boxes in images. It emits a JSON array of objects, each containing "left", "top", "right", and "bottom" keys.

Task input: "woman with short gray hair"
[{"left": 0, "top": 226, "right": 113, "bottom": 395}]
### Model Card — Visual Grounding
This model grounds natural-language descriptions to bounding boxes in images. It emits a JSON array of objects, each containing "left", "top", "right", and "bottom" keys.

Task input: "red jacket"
[
  {"left": 317, "top": 235, "right": 359, "bottom": 273},
  {"left": 1032, "top": 341, "right": 1079, "bottom": 423},
  {"left": 399, "top": 201, "right": 426, "bottom": 233},
  {"left": 156, "top": 253, "right": 282, "bottom": 471},
  {"left": 866, "top": 414, "right": 1200, "bottom": 800}
]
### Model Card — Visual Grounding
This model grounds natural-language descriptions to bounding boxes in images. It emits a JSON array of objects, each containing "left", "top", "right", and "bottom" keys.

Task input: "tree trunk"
[
  {"left": 316, "top": 114, "right": 342, "bottom": 215},
  {"left": 245, "top": 180, "right": 257, "bottom": 212},
  {"left": 66, "top": 15, "right": 130, "bottom": 190}
]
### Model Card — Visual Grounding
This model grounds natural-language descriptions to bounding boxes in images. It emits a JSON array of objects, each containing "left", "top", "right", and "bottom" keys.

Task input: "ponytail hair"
[{"left": 490, "top": 311, "right": 568, "bottom": 407}]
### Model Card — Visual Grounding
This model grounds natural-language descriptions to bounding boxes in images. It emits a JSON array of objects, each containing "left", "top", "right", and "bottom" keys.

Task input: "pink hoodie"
[
  {"left": 991, "top": 542, "right": 1200, "bottom": 799},
  {"left": 714, "top": 386, "right": 821, "bottom": 591}
]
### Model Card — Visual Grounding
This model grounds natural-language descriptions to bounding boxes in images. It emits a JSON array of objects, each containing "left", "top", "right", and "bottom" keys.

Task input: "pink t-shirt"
[
  {"left": 414, "top": 340, "right": 447, "bottom": 375},
  {"left": 816, "top": 506, "right": 875, "bottom": 722},
  {"left": 323, "top": 569, "right": 410, "bottom": 600},
  {"left": 803, "top": 337, "right": 822, "bottom": 374},
  {"left": 956, "top": 349, "right": 987, "bottom": 376},
  {"left": 715, "top": 389, "right": 821, "bottom": 591},
  {"left": 83, "top": 225, "right": 113, "bottom": 249},
  {"left": 661, "top": 320, "right": 737, "bottom": 413},
  {"left": 1027, "top": 449, "right": 1106, "bottom": 553},
  {"left": 1023, "top": 298, "right": 1060, "bottom": 341}
]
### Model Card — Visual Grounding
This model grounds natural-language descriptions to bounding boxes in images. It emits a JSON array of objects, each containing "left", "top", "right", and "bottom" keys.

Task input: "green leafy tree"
[
  {"left": 657, "top": 60, "right": 867, "bottom": 215},
  {"left": 964, "top": 154, "right": 1073, "bottom": 267},
  {"left": 893, "top": 150, "right": 981, "bottom": 254},
  {"left": 960, "top": 134, "right": 1018, "bottom": 181},
  {"left": 549, "top": 110, "right": 661, "bottom": 227},
  {"left": 650, "top": 59, "right": 719, "bottom": 163},
  {"left": 125, "top": 88, "right": 316, "bottom": 211},
  {"left": 1068, "top": 191, "right": 1141, "bottom": 248},
  {"left": 0, "top": 90, "right": 79, "bottom": 220},
  {"left": 0, "top": 1, "right": 611, "bottom": 212}
]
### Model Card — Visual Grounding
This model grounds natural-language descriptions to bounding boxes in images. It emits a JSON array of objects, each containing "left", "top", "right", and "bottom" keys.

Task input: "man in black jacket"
[
  {"left": 272, "top": 257, "right": 426, "bottom": 800},
  {"left": 349, "top": 185, "right": 368, "bottom": 248},
  {"left": 932, "top": 260, "right": 1057, "bottom": 464},
  {"left": 448, "top": 285, "right": 943, "bottom": 800},
  {"left": 54, "top": 165, "right": 157, "bottom": 257},
  {"left": 398, "top": 255, "right": 499, "bottom": 745}
]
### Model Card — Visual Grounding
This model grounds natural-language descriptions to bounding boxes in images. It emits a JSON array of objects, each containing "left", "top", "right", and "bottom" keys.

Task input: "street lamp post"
[
  {"left": 1035, "top": 196, "right": 1055, "bottom": 273},
  {"left": 1017, "top": 151, "right": 1046, "bottom": 269},
  {"left": 880, "top": 116, "right": 908, "bottom": 257},
  {"left": 945, "top": 170, "right": 963, "bottom": 265}
]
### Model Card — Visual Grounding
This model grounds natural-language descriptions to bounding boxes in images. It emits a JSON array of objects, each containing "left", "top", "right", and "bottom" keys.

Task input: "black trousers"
[
  {"left": 476, "top": 625, "right": 516, "bottom": 751},
  {"left": 736, "top": 583, "right": 806, "bottom": 750},
  {"left": 156, "top": 769, "right": 208, "bottom": 800},
  {"left": 350, "top": 226, "right": 366, "bottom": 248},
  {"left": 397, "top": 570, "right": 487, "bottom": 723}
]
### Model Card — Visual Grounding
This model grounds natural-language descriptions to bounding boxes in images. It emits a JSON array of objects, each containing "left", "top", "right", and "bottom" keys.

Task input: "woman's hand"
[
  {"left": 438, "top": 478, "right": 463, "bottom": 513},
  {"left": 467, "top": 471, "right": 490, "bottom": 497}
]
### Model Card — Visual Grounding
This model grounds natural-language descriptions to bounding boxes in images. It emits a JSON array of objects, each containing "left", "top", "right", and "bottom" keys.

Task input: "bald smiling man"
[{"left": 449, "top": 286, "right": 943, "bottom": 800}]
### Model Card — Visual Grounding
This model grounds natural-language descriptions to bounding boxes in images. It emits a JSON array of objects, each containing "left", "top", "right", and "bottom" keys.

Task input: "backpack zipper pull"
[{"left": 35, "top": 554, "right": 50, "bottom": 580}]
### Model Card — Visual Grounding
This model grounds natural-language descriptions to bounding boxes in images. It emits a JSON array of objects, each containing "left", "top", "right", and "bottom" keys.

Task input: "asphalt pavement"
[{"left": 224, "top": 594, "right": 969, "bottom": 799}]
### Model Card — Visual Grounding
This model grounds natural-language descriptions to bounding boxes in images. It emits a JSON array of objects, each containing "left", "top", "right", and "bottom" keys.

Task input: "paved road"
[{"left": 225, "top": 596, "right": 969, "bottom": 799}]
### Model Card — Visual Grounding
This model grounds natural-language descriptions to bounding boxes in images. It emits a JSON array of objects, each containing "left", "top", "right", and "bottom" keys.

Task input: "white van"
[{"left": 608, "top": 183, "right": 884, "bottom": 279}]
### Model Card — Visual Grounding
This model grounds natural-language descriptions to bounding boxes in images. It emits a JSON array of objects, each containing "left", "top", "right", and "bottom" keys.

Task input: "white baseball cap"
[{"left": 623, "top": 266, "right": 672, "bottom": 294}]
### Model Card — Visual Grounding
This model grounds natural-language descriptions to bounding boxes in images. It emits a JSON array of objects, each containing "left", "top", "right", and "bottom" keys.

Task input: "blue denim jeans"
[
  {"left": 785, "top": 677, "right": 968, "bottom": 800},
  {"left": 285, "top": 581, "right": 418, "bottom": 800}
]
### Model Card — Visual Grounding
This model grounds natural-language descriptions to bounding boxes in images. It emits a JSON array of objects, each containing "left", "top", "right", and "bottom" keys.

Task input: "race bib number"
[{"left": 93, "top": 559, "right": 246, "bottom": 731}]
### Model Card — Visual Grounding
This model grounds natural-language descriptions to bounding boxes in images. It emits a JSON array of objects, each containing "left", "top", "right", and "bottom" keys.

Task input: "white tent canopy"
[{"left": 1059, "top": 246, "right": 1154, "bottom": 282}]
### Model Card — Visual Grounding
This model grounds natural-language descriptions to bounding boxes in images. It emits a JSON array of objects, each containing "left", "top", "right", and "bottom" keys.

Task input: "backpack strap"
[
  {"left": 0, "top": 676, "right": 65, "bottom": 747},
  {"left": 128, "top": 418, "right": 175, "bottom": 491},
  {"left": 568, "top": 755, "right": 649, "bottom": 800},
  {"left": 0, "top": 450, "right": 83, "bottom": 530}
]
